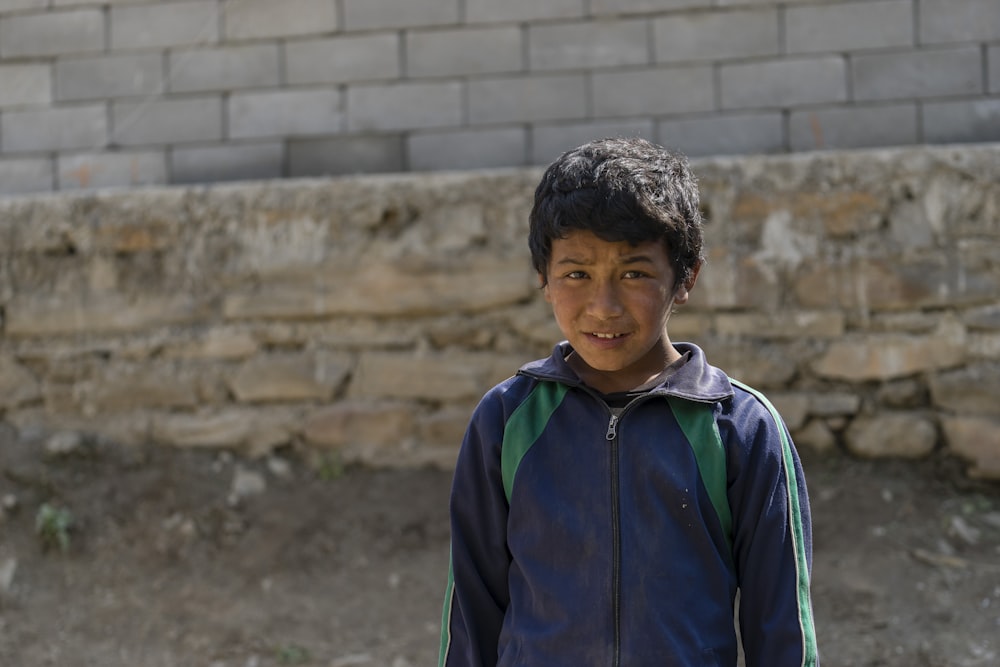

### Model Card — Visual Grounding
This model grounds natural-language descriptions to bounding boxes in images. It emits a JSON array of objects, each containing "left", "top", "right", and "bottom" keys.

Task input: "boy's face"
[{"left": 541, "top": 229, "right": 698, "bottom": 394}]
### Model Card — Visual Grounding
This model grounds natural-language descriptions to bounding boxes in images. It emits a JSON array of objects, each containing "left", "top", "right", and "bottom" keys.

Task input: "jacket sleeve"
[
  {"left": 439, "top": 389, "right": 512, "bottom": 667},
  {"left": 728, "top": 391, "right": 819, "bottom": 667}
]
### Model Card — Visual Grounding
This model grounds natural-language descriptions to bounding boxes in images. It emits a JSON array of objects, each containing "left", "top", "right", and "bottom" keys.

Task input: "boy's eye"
[
  {"left": 566, "top": 270, "right": 588, "bottom": 279},
  {"left": 622, "top": 270, "right": 646, "bottom": 279}
]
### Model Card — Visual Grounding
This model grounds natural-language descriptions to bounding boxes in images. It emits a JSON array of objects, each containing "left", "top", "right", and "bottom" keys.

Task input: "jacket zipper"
[{"left": 607, "top": 413, "right": 621, "bottom": 667}]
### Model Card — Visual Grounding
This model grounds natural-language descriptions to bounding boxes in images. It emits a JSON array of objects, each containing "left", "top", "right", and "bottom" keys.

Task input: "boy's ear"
[{"left": 672, "top": 261, "right": 702, "bottom": 305}]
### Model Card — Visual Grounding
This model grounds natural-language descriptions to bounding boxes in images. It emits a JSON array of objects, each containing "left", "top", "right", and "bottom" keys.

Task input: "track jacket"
[{"left": 440, "top": 341, "right": 818, "bottom": 667}]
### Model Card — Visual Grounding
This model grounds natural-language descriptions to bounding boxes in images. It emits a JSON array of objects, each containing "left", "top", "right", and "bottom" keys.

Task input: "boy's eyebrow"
[
  {"left": 553, "top": 254, "right": 656, "bottom": 265},
  {"left": 619, "top": 254, "right": 656, "bottom": 265}
]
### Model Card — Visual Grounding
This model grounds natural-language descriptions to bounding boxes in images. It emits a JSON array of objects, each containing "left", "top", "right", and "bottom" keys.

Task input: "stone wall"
[
  {"left": 1, "top": 144, "right": 999, "bottom": 478},
  {"left": 0, "top": 0, "right": 998, "bottom": 195}
]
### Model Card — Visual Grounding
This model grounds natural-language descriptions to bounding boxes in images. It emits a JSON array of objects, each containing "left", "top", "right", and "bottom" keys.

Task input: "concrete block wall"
[{"left": 0, "top": 0, "right": 997, "bottom": 195}]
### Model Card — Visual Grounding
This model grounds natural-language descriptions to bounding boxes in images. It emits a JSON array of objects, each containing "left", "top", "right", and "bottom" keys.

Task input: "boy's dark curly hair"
[{"left": 529, "top": 137, "right": 704, "bottom": 289}]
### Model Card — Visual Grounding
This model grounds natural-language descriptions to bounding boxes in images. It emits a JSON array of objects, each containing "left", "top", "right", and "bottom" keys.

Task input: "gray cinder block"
[
  {"left": 656, "top": 113, "right": 784, "bottom": 157},
  {"left": 920, "top": 0, "right": 1000, "bottom": 44},
  {"left": 990, "top": 47, "right": 1000, "bottom": 93},
  {"left": 531, "top": 119, "right": 654, "bottom": 164},
  {"left": 721, "top": 57, "right": 847, "bottom": 109},
  {"left": 110, "top": 1, "right": 219, "bottom": 50},
  {"left": 465, "top": 0, "right": 584, "bottom": 24},
  {"left": 169, "top": 45, "right": 280, "bottom": 93},
  {"left": 469, "top": 74, "right": 586, "bottom": 124},
  {"left": 58, "top": 151, "right": 168, "bottom": 189},
  {"left": 171, "top": 141, "right": 284, "bottom": 183},
  {"left": 1, "top": 9, "right": 104, "bottom": 57},
  {"left": 0, "top": 157, "right": 53, "bottom": 194},
  {"left": 529, "top": 19, "right": 649, "bottom": 71},
  {"left": 343, "top": 0, "right": 458, "bottom": 31},
  {"left": 923, "top": 99, "right": 1000, "bottom": 143},
  {"left": 223, "top": 0, "right": 337, "bottom": 40},
  {"left": 112, "top": 96, "right": 224, "bottom": 145},
  {"left": 852, "top": 46, "right": 982, "bottom": 101},
  {"left": 407, "top": 26, "right": 523, "bottom": 78},
  {"left": 56, "top": 54, "right": 164, "bottom": 101},
  {"left": 408, "top": 127, "right": 527, "bottom": 170},
  {"left": 654, "top": 8, "right": 779, "bottom": 62},
  {"left": 591, "top": 65, "right": 714, "bottom": 117},
  {"left": 228, "top": 89, "right": 342, "bottom": 139},
  {"left": 3, "top": 104, "right": 107, "bottom": 153},
  {"left": 347, "top": 81, "right": 462, "bottom": 132},
  {"left": 288, "top": 134, "right": 405, "bottom": 176},
  {"left": 0, "top": 64, "right": 52, "bottom": 108},
  {"left": 786, "top": 0, "right": 913, "bottom": 54},
  {"left": 789, "top": 104, "right": 918, "bottom": 151},
  {"left": 287, "top": 34, "right": 400, "bottom": 85}
]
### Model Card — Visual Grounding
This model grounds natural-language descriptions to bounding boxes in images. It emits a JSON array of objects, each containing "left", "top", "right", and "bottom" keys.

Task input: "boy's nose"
[{"left": 587, "top": 281, "right": 624, "bottom": 319}]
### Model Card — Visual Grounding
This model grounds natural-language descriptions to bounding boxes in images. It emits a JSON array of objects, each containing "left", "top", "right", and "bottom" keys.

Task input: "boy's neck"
[{"left": 565, "top": 341, "right": 685, "bottom": 394}]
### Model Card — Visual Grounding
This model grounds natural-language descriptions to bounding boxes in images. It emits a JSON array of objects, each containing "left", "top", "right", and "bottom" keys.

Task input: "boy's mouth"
[{"left": 591, "top": 332, "right": 627, "bottom": 339}]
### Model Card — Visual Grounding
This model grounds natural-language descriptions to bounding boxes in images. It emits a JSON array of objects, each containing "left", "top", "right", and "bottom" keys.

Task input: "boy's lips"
[{"left": 584, "top": 331, "right": 632, "bottom": 348}]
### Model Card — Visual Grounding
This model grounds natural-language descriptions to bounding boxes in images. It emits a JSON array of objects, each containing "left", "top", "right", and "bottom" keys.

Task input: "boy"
[{"left": 439, "top": 137, "right": 818, "bottom": 666}]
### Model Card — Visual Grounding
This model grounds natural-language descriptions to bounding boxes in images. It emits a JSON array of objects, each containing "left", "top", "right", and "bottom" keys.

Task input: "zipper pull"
[{"left": 606, "top": 414, "right": 618, "bottom": 440}]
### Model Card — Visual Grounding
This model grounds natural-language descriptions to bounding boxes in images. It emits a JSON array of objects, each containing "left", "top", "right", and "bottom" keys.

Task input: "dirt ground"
[{"left": 1, "top": 422, "right": 999, "bottom": 667}]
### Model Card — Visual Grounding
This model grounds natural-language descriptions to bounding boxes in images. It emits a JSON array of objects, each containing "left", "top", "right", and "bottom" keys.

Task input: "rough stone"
[
  {"left": 6, "top": 295, "right": 201, "bottom": 337},
  {"left": 688, "top": 251, "right": 780, "bottom": 312},
  {"left": 969, "top": 333, "right": 1000, "bottom": 360},
  {"left": 865, "top": 311, "right": 941, "bottom": 334},
  {"left": 223, "top": 258, "right": 534, "bottom": 319},
  {"left": 844, "top": 413, "right": 938, "bottom": 459},
  {"left": 0, "top": 557, "right": 17, "bottom": 594},
  {"left": 812, "top": 334, "right": 966, "bottom": 381},
  {"left": 700, "top": 341, "right": 798, "bottom": 389},
  {"left": 795, "top": 257, "right": 1000, "bottom": 311},
  {"left": 227, "top": 353, "right": 351, "bottom": 404},
  {"left": 349, "top": 352, "right": 516, "bottom": 402},
  {"left": 7, "top": 409, "right": 152, "bottom": 448},
  {"left": 417, "top": 407, "right": 475, "bottom": 450},
  {"left": 876, "top": 379, "right": 927, "bottom": 409},
  {"left": 79, "top": 366, "right": 200, "bottom": 414},
  {"left": 0, "top": 354, "right": 41, "bottom": 409},
  {"left": 964, "top": 304, "right": 1000, "bottom": 330},
  {"left": 661, "top": 312, "right": 711, "bottom": 345},
  {"left": 941, "top": 415, "right": 1000, "bottom": 480},
  {"left": 768, "top": 393, "right": 810, "bottom": 430},
  {"left": 229, "top": 466, "right": 266, "bottom": 502},
  {"left": 713, "top": 311, "right": 845, "bottom": 339},
  {"left": 929, "top": 364, "right": 1000, "bottom": 415},
  {"left": 303, "top": 401, "right": 416, "bottom": 450},
  {"left": 151, "top": 408, "right": 294, "bottom": 455},
  {"left": 152, "top": 411, "right": 248, "bottom": 448},
  {"left": 792, "top": 419, "right": 838, "bottom": 454},
  {"left": 44, "top": 430, "right": 84, "bottom": 457},
  {"left": 161, "top": 330, "right": 259, "bottom": 360},
  {"left": 731, "top": 190, "right": 885, "bottom": 239},
  {"left": 806, "top": 392, "right": 863, "bottom": 417}
]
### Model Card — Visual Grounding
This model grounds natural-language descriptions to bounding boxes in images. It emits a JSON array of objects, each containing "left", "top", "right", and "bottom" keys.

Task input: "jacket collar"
[{"left": 518, "top": 341, "right": 734, "bottom": 404}]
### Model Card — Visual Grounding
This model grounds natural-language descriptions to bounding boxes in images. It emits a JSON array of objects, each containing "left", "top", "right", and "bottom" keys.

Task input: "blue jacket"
[{"left": 440, "top": 342, "right": 818, "bottom": 667}]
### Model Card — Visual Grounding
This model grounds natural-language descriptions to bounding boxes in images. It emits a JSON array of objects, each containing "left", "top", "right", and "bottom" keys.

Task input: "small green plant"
[
  {"left": 274, "top": 642, "right": 310, "bottom": 664},
  {"left": 317, "top": 451, "right": 344, "bottom": 482},
  {"left": 35, "top": 503, "right": 74, "bottom": 553}
]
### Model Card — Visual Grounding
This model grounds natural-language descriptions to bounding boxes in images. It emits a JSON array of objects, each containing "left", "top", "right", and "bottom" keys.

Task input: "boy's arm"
[
  {"left": 730, "top": 395, "right": 819, "bottom": 667},
  {"left": 439, "top": 395, "right": 511, "bottom": 667}
]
